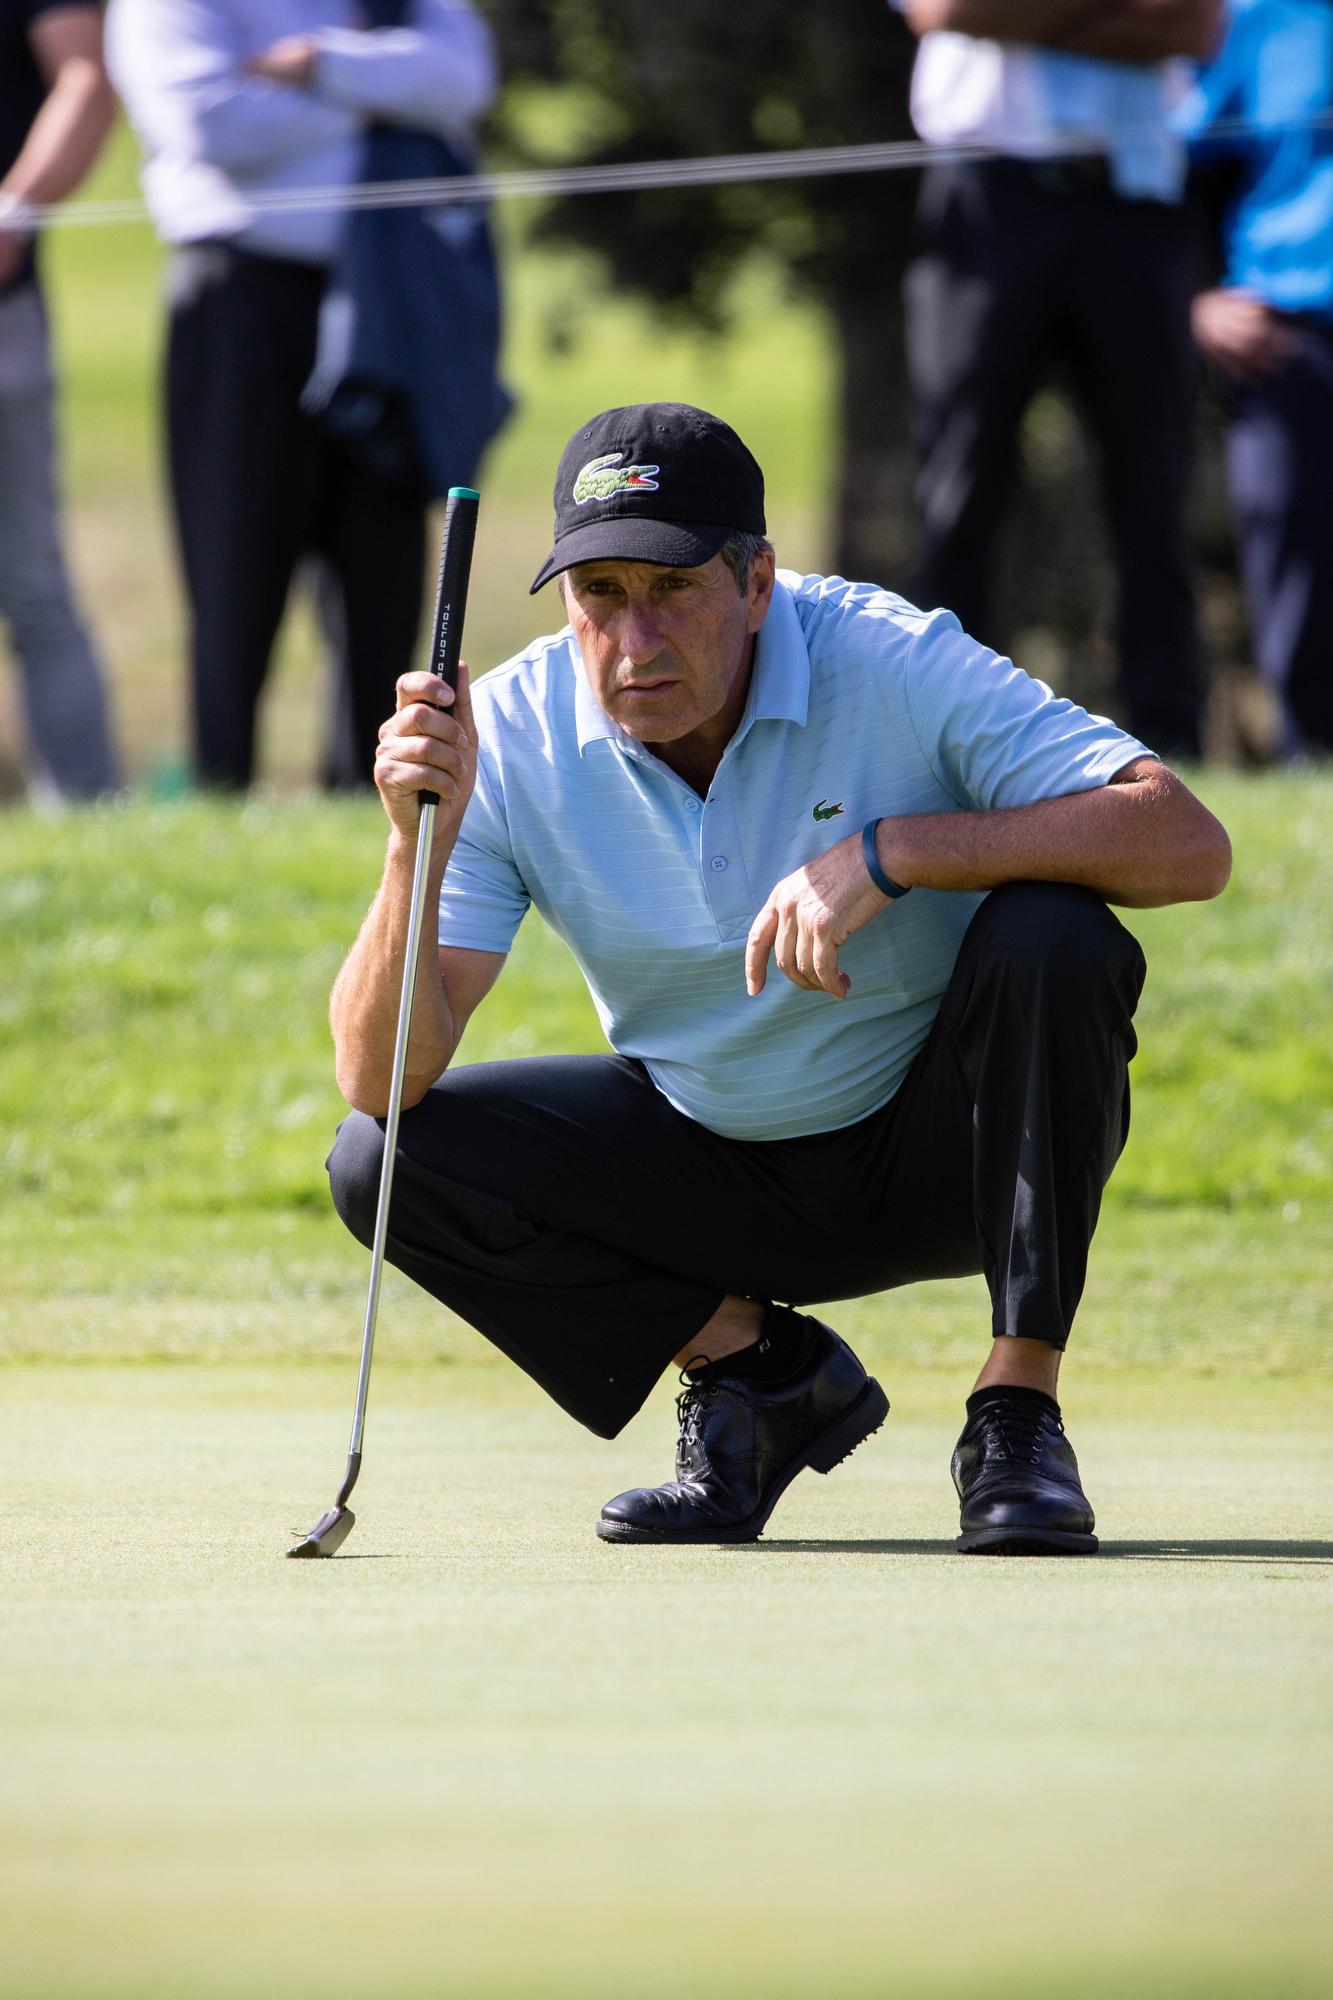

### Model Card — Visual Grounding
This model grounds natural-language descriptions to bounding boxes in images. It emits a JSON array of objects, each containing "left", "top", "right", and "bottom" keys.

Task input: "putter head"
[{"left": 287, "top": 1505, "right": 356, "bottom": 1559}]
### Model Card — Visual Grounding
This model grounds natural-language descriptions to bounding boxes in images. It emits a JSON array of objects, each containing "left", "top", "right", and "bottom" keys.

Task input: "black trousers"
[
  {"left": 1226, "top": 320, "right": 1333, "bottom": 754},
  {"left": 328, "top": 885, "right": 1146, "bottom": 1439},
  {"left": 905, "top": 159, "right": 1203, "bottom": 756},
  {"left": 166, "top": 242, "right": 426, "bottom": 789}
]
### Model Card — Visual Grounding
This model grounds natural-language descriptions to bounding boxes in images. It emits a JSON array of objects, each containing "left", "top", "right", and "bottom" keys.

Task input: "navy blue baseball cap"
[{"left": 529, "top": 402, "right": 767, "bottom": 593}]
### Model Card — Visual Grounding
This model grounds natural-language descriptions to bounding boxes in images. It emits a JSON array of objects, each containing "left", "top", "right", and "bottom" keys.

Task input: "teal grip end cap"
[{"left": 448, "top": 486, "right": 481, "bottom": 500}]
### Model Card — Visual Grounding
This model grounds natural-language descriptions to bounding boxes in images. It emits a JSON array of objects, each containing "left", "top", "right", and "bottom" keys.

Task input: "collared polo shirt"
[{"left": 439, "top": 572, "right": 1150, "bottom": 1142}]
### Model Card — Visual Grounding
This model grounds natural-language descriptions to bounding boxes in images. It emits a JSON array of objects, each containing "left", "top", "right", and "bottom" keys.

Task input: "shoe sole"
[
  {"left": 596, "top": 1376, "right": 890, "bottom": 1545},
  {"left": 955, "top": 1526, "right": 1099, "bottom": 1556}
]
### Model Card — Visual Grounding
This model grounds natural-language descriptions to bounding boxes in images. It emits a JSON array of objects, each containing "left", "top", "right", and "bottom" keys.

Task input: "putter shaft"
[{"left": 288, "top": 488, "right": 480, "bottom": 1560}]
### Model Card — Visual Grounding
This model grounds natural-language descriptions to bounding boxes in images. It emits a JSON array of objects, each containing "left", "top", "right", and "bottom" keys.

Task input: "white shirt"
[
  {"left": 106, "top": 0, "right": 497, "bottom": 264},
  {"left": 906, "top": 24, "right": 1189, "bottom": 201}
]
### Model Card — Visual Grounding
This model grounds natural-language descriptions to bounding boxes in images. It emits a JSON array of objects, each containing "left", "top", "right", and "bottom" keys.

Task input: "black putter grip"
[
  {"left": 417, "top": 485, "right": 479, "bottom": 809},
  {"left": 427, "top": 486, "right": 480, "bottom": 693}
]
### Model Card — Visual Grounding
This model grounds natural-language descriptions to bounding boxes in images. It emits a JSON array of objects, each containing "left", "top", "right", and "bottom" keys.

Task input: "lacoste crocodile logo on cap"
[
  {"left": 812, "top": 799, "right": 844, "bottom": 822},
  {"left": 572, "top": 452, "right": 661, "bottom": 505}
]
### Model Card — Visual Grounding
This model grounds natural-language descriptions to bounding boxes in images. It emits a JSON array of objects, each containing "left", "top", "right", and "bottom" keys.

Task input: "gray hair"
[
  {"left": 556, "top": 530, "right": 773, "bottom": 599},
  {"left": 718, "top": 531, "right": 773, "bottom": 594}
]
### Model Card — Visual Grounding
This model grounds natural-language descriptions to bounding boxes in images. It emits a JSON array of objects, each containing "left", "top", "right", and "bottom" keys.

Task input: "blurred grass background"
[{"left": 0, "top": 775, "right": 1329, "bottom": 1377}]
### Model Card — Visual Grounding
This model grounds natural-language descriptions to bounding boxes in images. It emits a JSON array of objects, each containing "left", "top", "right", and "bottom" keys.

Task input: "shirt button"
[
  {"left": 710, "top": 855, "right": 728, "bottom": 872},
  {"left": 687, "top": 798, "right": 700, "bottom": 812}
]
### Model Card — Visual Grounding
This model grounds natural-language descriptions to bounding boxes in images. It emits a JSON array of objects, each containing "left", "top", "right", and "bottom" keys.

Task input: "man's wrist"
[
  {"left": 0, "top": 191, "right": 39, "bottom": 238},
  {"left": 388, "top": 814, "right": 455, "bottom": 877},
  {"left": 861, "top": 819, "right": 912, "bottom": 902}
]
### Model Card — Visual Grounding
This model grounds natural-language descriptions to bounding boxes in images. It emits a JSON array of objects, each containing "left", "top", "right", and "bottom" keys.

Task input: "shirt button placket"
[{"left": 700, "top": 791, "right": 748, "bottom": 933}]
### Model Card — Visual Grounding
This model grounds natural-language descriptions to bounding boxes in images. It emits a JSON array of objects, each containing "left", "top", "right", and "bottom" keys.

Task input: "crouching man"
[{"left": 327, "top": 402, "right": 1231, "bottom": 1552}]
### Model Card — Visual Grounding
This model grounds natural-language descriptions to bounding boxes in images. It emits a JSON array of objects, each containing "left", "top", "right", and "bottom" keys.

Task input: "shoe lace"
[
  {"left": 675, "top": 1358, "right": 718, "bottom": 1477},
  {"left": 976, "top": 1398, "right": 1062, "bottom": 1465}
]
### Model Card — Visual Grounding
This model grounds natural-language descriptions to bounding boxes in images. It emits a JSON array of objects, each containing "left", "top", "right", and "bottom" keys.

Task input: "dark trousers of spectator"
[
  {"left": 327, "top": 884, "right": 1146, "bottom": 1439},
  {"left": 0, "top": 284, "right": 118, "bottom": 800},
  {"left": 1226, "top": 319, "right": 1333, "bottom": 756},
  {"left": 166, "top": 242, "right": 426, "bottom": 789},
  {"left": 905, "top": 158, "right": 1203, "bottom": 757}
]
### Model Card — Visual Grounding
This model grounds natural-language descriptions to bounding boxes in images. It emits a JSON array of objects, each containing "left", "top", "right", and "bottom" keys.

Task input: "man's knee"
[
  {"left": 326, "top": 1112, "right": 384, "bottom": 1247},
  {"left": 966, "top": 882, "right": 1146, "bottom": 1002}
]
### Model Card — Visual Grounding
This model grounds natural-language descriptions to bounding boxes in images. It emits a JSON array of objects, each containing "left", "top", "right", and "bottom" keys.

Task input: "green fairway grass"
[{"left": 4, "top": 1364, "right": 1331, "bottom": 2000}]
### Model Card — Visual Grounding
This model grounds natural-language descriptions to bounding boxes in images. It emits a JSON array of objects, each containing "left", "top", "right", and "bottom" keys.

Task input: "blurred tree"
[{"left": 480, "top": 0, "right": 920, "bottom": 586}]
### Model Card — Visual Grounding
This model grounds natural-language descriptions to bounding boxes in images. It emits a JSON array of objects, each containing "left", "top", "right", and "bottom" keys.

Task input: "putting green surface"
[{"left": 5, "top": 1361, "right": 1330, "bottom": 1999}]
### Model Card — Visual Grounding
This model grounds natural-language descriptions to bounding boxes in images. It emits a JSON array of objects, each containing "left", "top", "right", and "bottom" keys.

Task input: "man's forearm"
[
  {"left": 311, "top": 12, "right": 497, "bottom": 136},
  {"left": 904, "top": 0, "right": 1221, "bottom": 62},
  {"left": 3, "top": 61, "right": 114, "bottom": 208},
  {"left": 1044, "top": 0, "right": 1221, "bottom": 62},
  {"left": 876, "top": 764, "right": 1231, "bottom": 909},
  {"left": 904, "top": 1, "right": 1090, "bottom": 39},
  {"left": 330, "top": 834, "right": 457, "bottom": 1115}
]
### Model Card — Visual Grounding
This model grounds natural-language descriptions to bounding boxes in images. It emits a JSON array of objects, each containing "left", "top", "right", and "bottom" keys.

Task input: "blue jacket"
[
  {"left": 304, "top": 1, "right": 512, "bottom": 495},
  {"left": 1178, "top": 0, "right": 1333, "bottom": 322}
]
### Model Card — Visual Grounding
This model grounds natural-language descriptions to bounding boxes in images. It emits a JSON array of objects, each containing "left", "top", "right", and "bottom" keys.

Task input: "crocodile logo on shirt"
[
  {"left": 812, "top": 799, "right": 844, "bottom": 822},
  {"left": 572, "top": 453, "right": 661, "bottom": 505}
]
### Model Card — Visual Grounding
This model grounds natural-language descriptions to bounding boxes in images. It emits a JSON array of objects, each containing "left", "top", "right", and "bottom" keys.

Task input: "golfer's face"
[{"left": 564, "top": 552, "right": 775, "bottom": 751}]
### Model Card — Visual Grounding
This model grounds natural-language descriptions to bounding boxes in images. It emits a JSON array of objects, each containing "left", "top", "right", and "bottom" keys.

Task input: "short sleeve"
[
  {"left": 436, "top": 747, "right": 530, "bottom": 953},
  {"left": 903, "top": 612, "right": 1155, "bottom": 811}
]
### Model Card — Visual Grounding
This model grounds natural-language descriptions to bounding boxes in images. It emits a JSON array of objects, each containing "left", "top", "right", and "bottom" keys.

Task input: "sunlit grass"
[
  {"left": 2, "top": 1364, "right": 1330, "bottom": 2000},
  {"left": 1, "top": 774, "right": 1328, "bottom": 1375}
]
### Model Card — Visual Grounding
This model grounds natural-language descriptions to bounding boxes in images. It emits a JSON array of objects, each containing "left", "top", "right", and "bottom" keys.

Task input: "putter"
[{"left": 288, "top": 484, "right": 480, "bottom": 1559}]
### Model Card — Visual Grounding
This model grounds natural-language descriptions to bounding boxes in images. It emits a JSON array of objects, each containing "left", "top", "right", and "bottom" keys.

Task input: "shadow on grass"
[
  {"left": 281, "top": 1551, "right": 415, "bottom": 1562},
  {"left": 1101, "top": 1540, "right": 1333, "bottom": 1565},
  {"left": 322, "top": 1552, "right": 417, "bottom": 1561},
  {"left": 748, "top": 1539, "right": 1333, "bottom": 1565}
]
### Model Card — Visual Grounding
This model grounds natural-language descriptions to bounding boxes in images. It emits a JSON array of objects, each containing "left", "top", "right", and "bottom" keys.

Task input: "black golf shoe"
[
  {"left": 597, "top": 1315, "right": 888, "bottom": 1544},
  {"left": 952, "top": 1388, "right": 1098, "bottom": 1555}
]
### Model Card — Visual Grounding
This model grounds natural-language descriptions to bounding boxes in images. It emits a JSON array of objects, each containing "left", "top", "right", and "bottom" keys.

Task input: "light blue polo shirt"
[{"left": 439, "top": 572, "right": 1150, "bottom": 1142}]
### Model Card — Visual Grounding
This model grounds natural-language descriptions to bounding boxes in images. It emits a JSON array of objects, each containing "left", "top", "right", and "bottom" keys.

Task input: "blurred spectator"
[
  {"left": 0, "top": 0, "right": 119, "bottom": 805},
  {"left": 106, "top": 1, "right": 502, "bottom": 790},
  {"left": 895, "top": 1, "right": 1222, "bottom": 758},
  {"left": 1181, "top": 0, "right": 1333, "bottom": 760}
]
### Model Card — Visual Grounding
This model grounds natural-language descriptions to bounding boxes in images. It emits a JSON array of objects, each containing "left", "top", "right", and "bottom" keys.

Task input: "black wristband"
[{"left": 861, "top": 819, "right": 912, "bottom": 901}]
